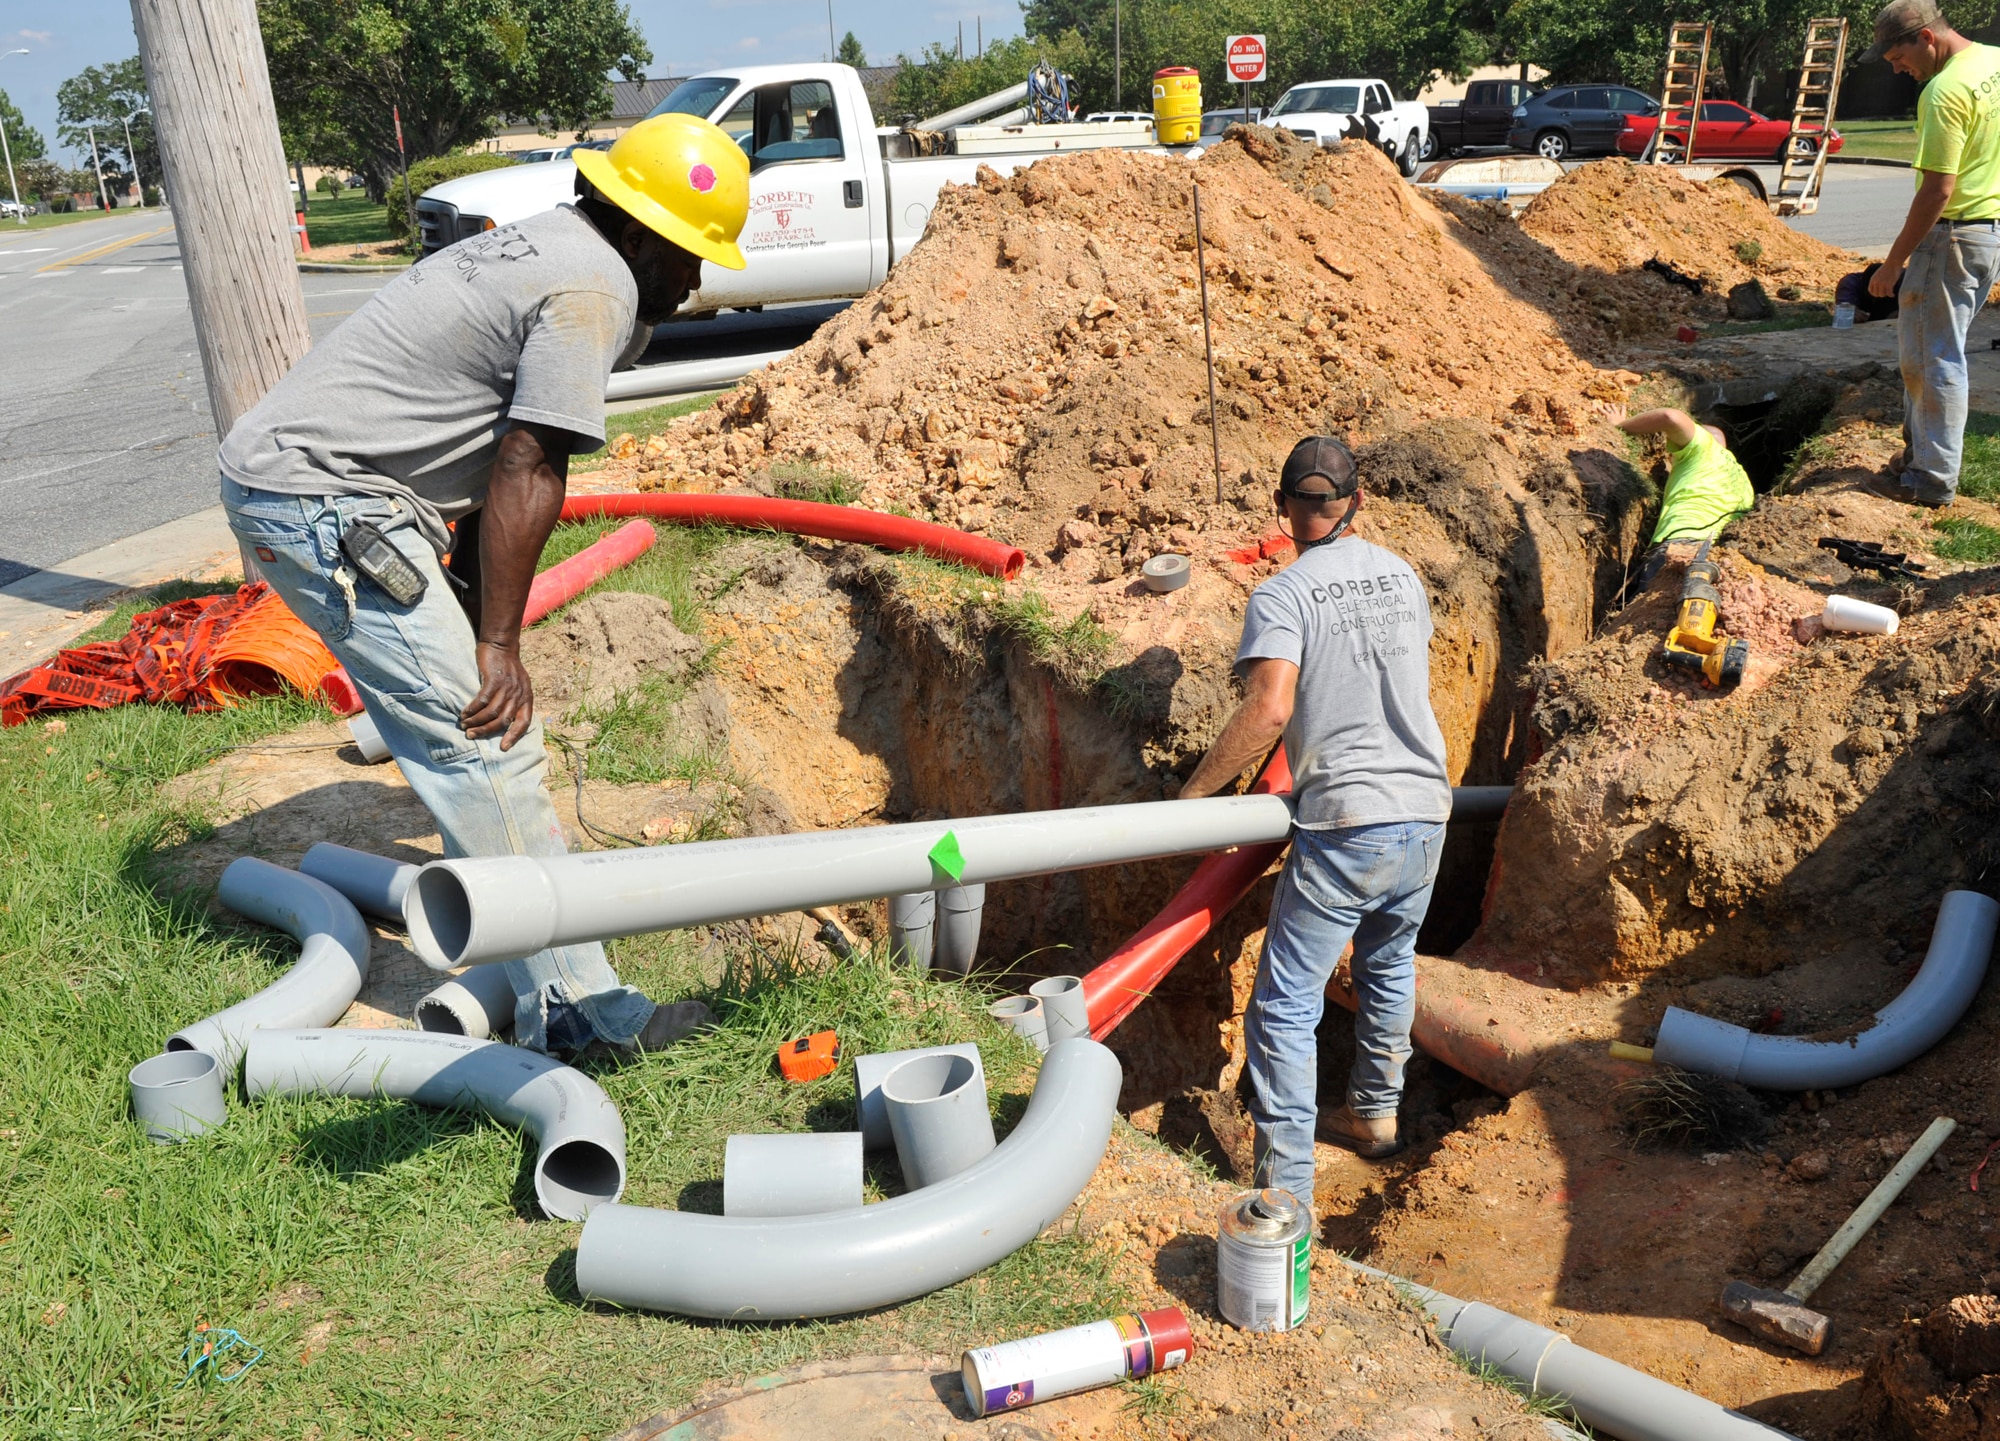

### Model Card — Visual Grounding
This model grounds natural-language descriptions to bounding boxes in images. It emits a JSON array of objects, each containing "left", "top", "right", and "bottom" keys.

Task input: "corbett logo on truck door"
[{"left": 745, "top": 189, "right": 825, "bottom": 252}]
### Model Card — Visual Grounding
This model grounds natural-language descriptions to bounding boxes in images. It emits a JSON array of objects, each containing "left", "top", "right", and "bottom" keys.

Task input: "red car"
[{"left": 1617, "top": 100, "right": 1843, "bottom": 161}]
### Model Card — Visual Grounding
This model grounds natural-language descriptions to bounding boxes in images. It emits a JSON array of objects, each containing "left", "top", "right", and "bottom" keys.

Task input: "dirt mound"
[
  {"left": 521, "top": 591, "right": 705, "bottom": 712},
  {"left": 1859, "top": 1294, "right": 2000, "bottom": 1439},
  {"left": 1520, "top": 159, "right": 1852, "bottom": 294},
  {"left": 617, "top": 131, "right": 1631, "bottom": 564}
]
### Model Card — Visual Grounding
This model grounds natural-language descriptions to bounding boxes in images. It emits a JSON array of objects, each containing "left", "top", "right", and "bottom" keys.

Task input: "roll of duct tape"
[{"left": 1141, "top": 553, "right": 1192, "bottom": 592}]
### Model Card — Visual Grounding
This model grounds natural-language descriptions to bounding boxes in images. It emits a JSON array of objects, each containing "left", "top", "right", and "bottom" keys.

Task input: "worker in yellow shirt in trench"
[{"left": 1618, "top": 407, "right": 1756, "bottom": 585}]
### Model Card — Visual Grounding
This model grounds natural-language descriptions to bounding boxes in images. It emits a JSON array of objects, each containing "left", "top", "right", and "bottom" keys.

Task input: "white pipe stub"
[{"left": 1141, "top": 553, "right": 1192, "bottom": 592}]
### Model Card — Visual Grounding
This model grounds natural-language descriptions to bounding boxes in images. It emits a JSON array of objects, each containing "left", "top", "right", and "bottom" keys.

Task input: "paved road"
[{"left": 0, "top": 212, "right": 393, "bottom": 588}]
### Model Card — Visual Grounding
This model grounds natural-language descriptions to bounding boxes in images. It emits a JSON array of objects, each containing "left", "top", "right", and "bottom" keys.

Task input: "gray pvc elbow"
[
  {"left": 244, "top": 1028, "right": 625, "bottom": 1220},
  {"left": 1655, "top": 889, "right": 2000, "bottom": 1090},
  {"left": 1343, "top": 1259, "right": 1797, "bottom": 1441},
  {"left": 575, "top": 1038, "right": 1122, "bottom": 1319},
  {"left": 167, "top": 859, "right": 373, "bottom": 1070},
  {"left": 300, "top": 842, "right": 418, "bottom": 921}
]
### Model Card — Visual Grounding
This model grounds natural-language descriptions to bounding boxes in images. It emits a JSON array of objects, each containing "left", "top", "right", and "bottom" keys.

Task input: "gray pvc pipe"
[
  {"left": 244, "top": 1027, "right": 625, "bottom": 1220},
  {"left": 300, "top": 842, "right": 417, "bottom": 921},
  {"left": 723, "top": 1133, "right": 864, "bottom": 1216},
  {"left": 932, "top": 883, "right": 986, "bottom": 975},
  {"left": 167, "top": 859, "right": 373, "bottom": 1069},
  {"left": 1030, "top": 976, "right": 1091, "bottom": 1043},
  {"left": 129, "top": 1050, "right": 228, "bottom": 1143},
  {"left": 575, "top": 1037, "right": 1121, "bottom": 1319},
  {"left": 887, "top": 890, "right": 935, "bottom": 969},
  {"left": 854, "top": 1042, "right": 983, "bottom": 1151},
  {"left": 1654, "top": 889, "right": 2000, "bottom": 1090},
  {"left": 918, "top": 81, "right": 1031, "bottom": 131},
  {"left": 414, "top": 963, "right": 517, "bottom": 1039},
  {"left": 883, "top": 1051, "right": 996, "bottom": 1188},
  {"left": 405, "top": 794, "right": 1297, "bottom": 969},
  {"left": 1341, "top": 1259, "right": 1798, "bottom": 1441},
  {"left": 989, "top": 996, "right": 1049, "bottom": 1051}
]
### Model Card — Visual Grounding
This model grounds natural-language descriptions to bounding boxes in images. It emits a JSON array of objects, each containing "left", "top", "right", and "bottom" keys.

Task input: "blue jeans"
[
  {"left": 1899, "top": 220, "right": 2000, "bottom": 504},
  {"left": 1245, "top": 820, "right": 1443, "bottom": 1206},
  {"left": 219, "top": 476, "right": 658, "bottom": 1052}
]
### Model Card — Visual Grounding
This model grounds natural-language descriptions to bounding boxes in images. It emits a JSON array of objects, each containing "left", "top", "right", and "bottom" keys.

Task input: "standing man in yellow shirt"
[{"left": 1865, "top": 0, "right": 2000, "bottom": 507}]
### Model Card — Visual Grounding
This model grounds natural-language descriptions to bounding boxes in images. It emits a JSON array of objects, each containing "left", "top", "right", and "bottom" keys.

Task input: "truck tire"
[
  {"left": 1400, "top": 131, "right": 1421, "bottom": 177},
  {"left": 1421, "top": 131, "right": 1441, "bottom": 162},
  {"left": 1534, "top": 129, "right": 1569, "bottom": 161}
]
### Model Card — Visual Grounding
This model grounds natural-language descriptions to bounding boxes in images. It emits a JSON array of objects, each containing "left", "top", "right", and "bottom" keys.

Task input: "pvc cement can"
[
  {"left": 1833, "top": 301, "right": 1857, "bottom": 329},
  {"left": 1216, "top": 1187, "right": 1310, "bottom": 1331},
  {"left": 962, "top": 1306, "right": 1194, "bottom": 1417}
]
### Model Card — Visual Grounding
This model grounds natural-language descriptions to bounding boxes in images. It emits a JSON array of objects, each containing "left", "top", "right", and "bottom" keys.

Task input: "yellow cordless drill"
[{"left": 1663, "top": 541, "right": 1748, "bottom": 688}]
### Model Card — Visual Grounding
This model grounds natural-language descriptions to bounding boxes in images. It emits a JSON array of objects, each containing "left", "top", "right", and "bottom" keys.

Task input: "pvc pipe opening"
[
  {"left": 129, "top": 1050, "right": 227, "bottom": 1142},
  {"left": 408, "top": 866, "right": 476, "bottom": 967},
  {"left": 854, "top": 1043, "right": 983, "bottom": 1150},
  {"left": 883, "top": 1050, "right": 996, "bottom": 1189},
  {"left": 541, "top": 1138, "right": 628, "bottom": 1218},
  {"left": 990, "top": 996, "right": 1049, "bottom": 1051},
  {"left": 1031, "top": 975, "right": 1090, "bottom": 1043}
]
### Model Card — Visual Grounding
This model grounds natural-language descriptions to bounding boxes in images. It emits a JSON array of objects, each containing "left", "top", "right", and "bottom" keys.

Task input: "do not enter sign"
[{"left": 1225, "top": 34, "right": 1266, "bottom": 83}]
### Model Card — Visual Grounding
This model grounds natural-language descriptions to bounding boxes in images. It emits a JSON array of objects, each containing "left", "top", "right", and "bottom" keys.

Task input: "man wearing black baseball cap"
[
  {"left": 1861, "top": 0, "right": 2000, "bottom": 507},
  {"left": 1180, "top": 436, "right": 1451, "bottom": 1202}
]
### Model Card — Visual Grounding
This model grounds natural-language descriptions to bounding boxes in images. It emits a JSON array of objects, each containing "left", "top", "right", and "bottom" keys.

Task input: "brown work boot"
[
  {"left": 1317, "top": 1104, "right": 1404, "bottom": 1159},
  {"left": 635, "top": 999, "right": 715, "bottom": 1053}
]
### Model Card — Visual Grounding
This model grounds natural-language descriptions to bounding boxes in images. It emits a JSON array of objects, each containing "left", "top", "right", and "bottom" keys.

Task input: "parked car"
[
  {"left": 1506, "top": 84, "right": 1659, "bottom": 160},
  {"left": 0, "top": 198, "right": 26, "bottom": 219},
  {"left": 1267, "top": 79, "right": 1430, "bottom": 176},
  {"left": 516, "top": 147, "right": 564, "bottom": 163},
  {"left": 1200, "top": 106, "right": 1266, "bottom": 136},
  {"left": 1616, "top": 100, "right": 1843, "bottom": 161},
  {"left": 1424, "top": 78, "right": 1537, "bottom": 161}
]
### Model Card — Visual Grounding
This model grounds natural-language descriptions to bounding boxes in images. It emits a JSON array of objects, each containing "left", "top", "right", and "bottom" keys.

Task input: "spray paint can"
[
  {"left": 1216, "top": 1187, "right": 1311, "bottom": 1331},
  {"left": 961, "top": 1306, "right": 1193, "bottom": 1416}
]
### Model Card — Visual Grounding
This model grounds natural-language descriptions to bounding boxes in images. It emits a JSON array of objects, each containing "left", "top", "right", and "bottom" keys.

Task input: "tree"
[
  {"left": 1, "top": 88, "right": 46, "bottom": 167},
  {"left": 17, "top": 157, "right": 69, "bottom": 204},
  {"left": 259, "top": 0, "right": 652, "bottom": 198},
  {"left": 887, "top": 32, "right": 1091, "bottom": 122},
  {"left": 55, "top": 59, "right": 156, "bottom": 193},
  {"left": 837, "top": 31, "right": 867, "bottom": 67}
]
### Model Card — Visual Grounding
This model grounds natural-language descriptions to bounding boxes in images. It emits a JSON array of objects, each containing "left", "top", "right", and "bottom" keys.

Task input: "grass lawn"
[
  {"left": 298, "top": 193, "right": 404, "bottom": 260},
  {"left": 0, "top": 528, "right": 1133, "bottom": 1438},
  {"left": 6, "top": 207, "right": 158, "bottom": 234},
  {"left": 1957, "top": 411, "right": 2000, "bottom": 502},
  {"left": 1837, "top": 118, "right": 1916, "bottom": 164}
]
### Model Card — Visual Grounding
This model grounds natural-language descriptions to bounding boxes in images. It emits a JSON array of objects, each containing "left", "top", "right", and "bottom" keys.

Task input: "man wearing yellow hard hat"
[{"left": 215, "top": 114, "right": 749, "bottom": 1057}]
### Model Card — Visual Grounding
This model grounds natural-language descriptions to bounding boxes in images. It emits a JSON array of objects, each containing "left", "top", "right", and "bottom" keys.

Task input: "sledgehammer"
[{"left": 1722, "top": 1115, "right": 1956, "bottom": 1355}]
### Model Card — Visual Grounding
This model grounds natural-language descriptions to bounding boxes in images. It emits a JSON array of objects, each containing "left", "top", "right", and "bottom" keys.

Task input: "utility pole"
[
  {"left": 1, "top": 49, "right": 27, "bottom": 224},
  {"left": 121, "top": 106, "right": 148, "bottom": 205},
  {"left": 826, "top": 0, "right": 835, "bottom": 64},
  {"left": 977, "top": 16, "right": 982, "bottom": 58},
  {"left": 129, "top": 0, "right": 311, "bottom": 578},
  {"left": 1115, "top": 0, "right": 1122, "bottom": 108},
  {"left": 87, "top": 126, "right": 112, "bottom": 210}
]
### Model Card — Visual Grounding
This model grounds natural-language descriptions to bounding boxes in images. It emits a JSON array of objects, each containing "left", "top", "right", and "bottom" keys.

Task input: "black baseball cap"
[{"left": 1279, "top": 436, "right": 1358, "bottom": 498}]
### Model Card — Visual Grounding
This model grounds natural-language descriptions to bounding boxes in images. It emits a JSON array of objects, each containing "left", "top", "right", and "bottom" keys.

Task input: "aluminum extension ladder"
[
  {"left": 1652, "top": 22, "right": 1714, "bottom": 165},
  {"left": 1773, "top": 17, "right": 1850, "bottom": 215}
]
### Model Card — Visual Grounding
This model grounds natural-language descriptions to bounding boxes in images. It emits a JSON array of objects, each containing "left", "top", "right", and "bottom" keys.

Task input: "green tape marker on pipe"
[{"left": 929, "top": 831, "right": 966, "bottom": 883}]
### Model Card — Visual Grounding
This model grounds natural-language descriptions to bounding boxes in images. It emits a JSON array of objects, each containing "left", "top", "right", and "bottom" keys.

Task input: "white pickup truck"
[
  {"left": 416, "top": 63, "right": 1167, "bottom": 316},
  {"left": 1264, "top": 79, "right": 1429, "bottom": 177}
]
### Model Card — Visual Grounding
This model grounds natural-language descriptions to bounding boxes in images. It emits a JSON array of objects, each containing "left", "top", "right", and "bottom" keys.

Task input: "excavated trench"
[{"left": 681, "top": 416, "right": 1653, "bottom": 1137}]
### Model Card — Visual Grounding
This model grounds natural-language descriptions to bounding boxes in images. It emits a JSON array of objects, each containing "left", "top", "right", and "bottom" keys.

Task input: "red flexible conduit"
[
  {"left": 321, "top": 518, "right": 660, "bottom": 716},
  {"left": 558, "top": 493, "right": 1027, "bottom": 580},
  {"left": 1082, "top": 747, "right": 1295, "bottom": 1039}
]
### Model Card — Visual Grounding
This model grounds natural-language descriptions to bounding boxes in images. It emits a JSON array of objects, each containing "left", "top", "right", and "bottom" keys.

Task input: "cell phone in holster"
[{"left": 340, "top": 519, "right": 428, "bottom": 606}]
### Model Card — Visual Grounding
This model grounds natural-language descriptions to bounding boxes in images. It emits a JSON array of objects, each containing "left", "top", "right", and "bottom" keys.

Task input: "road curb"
[
  {"left": 298, "top": 260, "right": 411, "bottom": 273},
  {"left": 1828, "top": 155, "right": 1913, "bottom": 168}
]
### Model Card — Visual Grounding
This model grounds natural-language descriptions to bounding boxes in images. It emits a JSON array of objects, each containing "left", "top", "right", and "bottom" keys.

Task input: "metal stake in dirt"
[{"left": 1192, "top": 183, "right": 1224, "bottom": 506}]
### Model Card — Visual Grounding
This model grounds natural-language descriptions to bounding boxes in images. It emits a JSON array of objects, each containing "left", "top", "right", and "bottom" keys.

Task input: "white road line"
[
  {"left": 102, "top": 266, "right": 144, "bottom": 274},
  {"left": 0, "top": 247, "right": 56, "bottom": 255}
]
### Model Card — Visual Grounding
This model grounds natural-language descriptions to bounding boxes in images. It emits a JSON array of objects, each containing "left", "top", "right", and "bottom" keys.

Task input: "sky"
[{"left": 0, "top": 0, "right": 1027, "bottom": 168}]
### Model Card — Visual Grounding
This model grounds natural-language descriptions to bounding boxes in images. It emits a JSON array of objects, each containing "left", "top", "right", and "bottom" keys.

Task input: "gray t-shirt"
[
  {"left": 219, "top": 205, "right": 639, "bottom": 553},
  {"left": 1236, "top": 535, "right": 1452, "bottom": 829}
]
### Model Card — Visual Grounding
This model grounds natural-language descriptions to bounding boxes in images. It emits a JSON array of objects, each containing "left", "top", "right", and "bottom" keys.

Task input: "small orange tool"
[{"left": 778, "top": 1029, "right": 840, "bottom": 1083}]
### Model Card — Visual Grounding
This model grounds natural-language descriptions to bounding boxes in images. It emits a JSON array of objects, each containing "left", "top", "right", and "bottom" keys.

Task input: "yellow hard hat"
[{"left": 573, "top": 113, "right": 750, "bottom": 270}]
